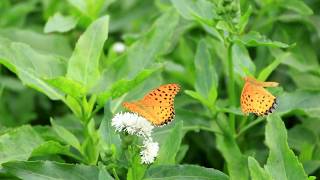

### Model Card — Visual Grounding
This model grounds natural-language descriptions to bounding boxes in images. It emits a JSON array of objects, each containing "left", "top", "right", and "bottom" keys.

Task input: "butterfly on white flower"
[{"left": 111, "top": 112, "right": 159, "bottom": 164}]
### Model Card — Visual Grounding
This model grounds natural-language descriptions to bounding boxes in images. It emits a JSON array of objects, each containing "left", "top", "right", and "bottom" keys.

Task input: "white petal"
[
  {"left": 111, "top": 112, "right": 154, "bottom": 137},
  {"left": 140, "top": 139, "right": 159, "bottom": 164}
]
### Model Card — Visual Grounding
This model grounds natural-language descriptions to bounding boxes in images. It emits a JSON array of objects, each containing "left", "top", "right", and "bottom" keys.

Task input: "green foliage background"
[{"left": 0, "top": 0, "right": 320, "bottom": 179}]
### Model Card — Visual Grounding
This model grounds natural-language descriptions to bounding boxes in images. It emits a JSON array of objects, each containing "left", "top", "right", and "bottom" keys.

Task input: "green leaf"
[
  {"left": 265, "top": 114, "right": 308, "bottom": 180},
  {"left": 45, "top": 77, "right": 87, "bottom": 98},
  {"left": 288, "top": 70, "right": 320, "bottom": 91},
  {"left": 248, "top": 157, "right": 272, "bottom": 180},
  {"left": 0, "top": 28, "right": 72, "bottom": 57},
  {"left": 51, "top": 118, "right": 81, "bottom": 150},
  {"left": 288, "top": 125, "right": 317, "bottom": 161},
  {"left": 0, "top": 38, "right": 66, "bottom": 100},
  {"left": 99, "top": 103, "right": 121, "bottom": 158},
  {"left": 66, "top": 0, "right": 107, "bottom": 19},
  {"left": 171, "top": 0, "right": 216, "bottom": 22},
  {"left": 154, "top": 121, "right": 183, "bottom": 165},
  {"left": 98, "top": 163, "right": 114, "bottom": 180},
  {"left": 235, "top": 31, "right": 290, "bottom": 48},
  {"left": 117, "top": 9, "right": 179, "bottom": 79},
  {"left": 66, "top": 0, "right": 87, "bottom": 16},
  {"left": 280, "top": 0, "right": 313, "bottom": 16},
  {"left": 232, "top": 43, "right": 255, "bottom": 77},
  {"left": 96, "top": 68, "right": 158, "bottom": 106},
  {"left": 2, "top": 161, "right": 102, "bottom": 180},
  {"left": 95, "top": 10, "right": 179, "bottom": 105},
  {"left": 0, "top": 1, "right": 36, "bottom": 27},
  {"left": 81, "top": 119, "right": 100, "bottom": 165},
  {"left": 184, "top": 90, "right": 209, "bottom": 107},
  {"left": 0, "top": 125, "right": 43, "bottom": 165},
  {"left": 194, "top": 39, "right": 218, "bottom": 104},
  {"left": 144, "top": 165, "right": 229, "bottom": 180},
  {"left": 257, "top": 51, "right": 290, "bottom": 81},
  {"left": 31, "top": 141, "right": 81, "bottom": 160},
  {"left": 215, "top": 114, "right": 249, "bottom": 180},
  {"left": 237, "top": 6, "right": 252, "bottom": 33},
  {"left": 67, "top": 15, "right": 109, "bottom": 88},
  {"left": 277, "top": 91, "right": 320, "bottom": 118},
  {"left": 44, "top": 12, "right": 78, "bottom": 33},
  {"left": 216, "top": 20, "right": 236, "bottom": 33}
]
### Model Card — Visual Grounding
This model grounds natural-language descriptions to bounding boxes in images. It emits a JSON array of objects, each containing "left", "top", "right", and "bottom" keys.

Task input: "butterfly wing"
[
  {"left": 244, "top": 76, "right": 279, "bottom": 87},
  {"left": 123, "top": 84, "right": 180, "bottom": 126},
  {"left": 241, "top": 82, "right": 277, "bottom": 116}
]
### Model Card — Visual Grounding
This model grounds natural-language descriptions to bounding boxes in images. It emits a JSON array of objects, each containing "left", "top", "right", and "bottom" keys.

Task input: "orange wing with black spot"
[
  {"left": 123, "top": 84, "right": 180, "bottom": 126},
  {"left": 241, "top": 77, "right": 279, "bottom": 116}
]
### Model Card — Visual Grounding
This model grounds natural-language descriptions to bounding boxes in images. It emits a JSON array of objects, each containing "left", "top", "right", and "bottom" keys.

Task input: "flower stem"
[
  {"left": 112, "top": 168, "right": 120, "bottom": 180},
  {"left": 227, "top": 43, "right": 236, "bottom": 134},
  {"left": 236, "top": 117, "right": 265, "bottom": 138}
]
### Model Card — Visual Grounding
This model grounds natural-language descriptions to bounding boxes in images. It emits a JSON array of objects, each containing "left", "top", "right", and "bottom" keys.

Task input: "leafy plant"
[{"left": 0, "top": 0, "right": 320, "bottom": 179}]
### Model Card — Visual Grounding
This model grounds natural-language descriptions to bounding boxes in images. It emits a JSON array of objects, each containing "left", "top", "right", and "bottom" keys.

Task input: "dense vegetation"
[{"left": 0, "top": 0, "right": 320, "bottom": 179}]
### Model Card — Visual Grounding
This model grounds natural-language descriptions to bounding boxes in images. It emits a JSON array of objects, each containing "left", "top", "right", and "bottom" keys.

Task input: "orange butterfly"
[
  {"left": 123, "top": 84, "right": 180, "bottom": 126},
  {"left": 241, "top": 77, "right": 279, "bottom": 116}
]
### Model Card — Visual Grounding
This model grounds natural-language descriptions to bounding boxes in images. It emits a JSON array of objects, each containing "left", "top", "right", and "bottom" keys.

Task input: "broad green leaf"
[
  {"left": 277, "top": 91, "right": 320, "bottom": 118},
  {"left": 0, "top": 125, "right": 43, "bottom": 165},
  {"left": 171, "top": 0, "right": 216, "bottom": 22},
  {"left": 280, "top": 0, "right": 313, "bottom": 16},
  {"left": 0, "top": 1, "right": 36, "bottom": 27},
  {"left": 184, "top": 90, "right": 209, "bottom": 107},
  {"left": 67, "top": 15, "right": 109, "bottom": 88},
  {"left": 0, "top": 38, "right": 66, "bottom": 100},
  {"left": 235, "top": 31, "right": 289, "bottom": 48},
  {"left": 216, "top": 114, "right": 249, "bottom": 180},
  {"left": 31, "top": 141, "right": 81, "bottom": 161},
  {"left": 117, "top": 9, "right": 179, "bottom": 79},
  {"left": 45, "top": 77, "right": 87, "bottom": 98},
  {"left": 303, "top": 160, "right": 320, "bottom": 175},
  {"left": 66, "top": 0, "right": 87, "bottom": 16},
  {"left": 194, "top": 39, "right": 218, "bottom": 104},
  {"left": 257, "top": 51, "right": 290, "bottom": 81},
  {"left": 51, "top": 118, "right": 81, "bottom": 150},
  {"left": 95, "top": 10, "right": 179, "bottom": 105},
  {"left": 0, "top": 28, "right": 72, "bottom": 57},
  {"left": 154, "top": 121, "right": 183, "bottom": 165},
  {"left": 67, "top": 0, "right": 107, "bottom": 18},
  {"left": 99, "top": 102, "right": 121, "bottom": 158},
  {"left": 289, "top": 71, "right": 320, "bottom": 91},
  {"left": 44, "top": 13, "right": 78, "bottom": 33},
  {"left": 288, "top": 125, "right": 317, "bottom": 161},
  {"left": 2, "top": 161, "right": 102, "bottom": 180},
  {"left": 0, "top": 76, "right": 25, "bottom": 91},
  {"left": 248, "top": 157, "right": 272, "bottom": 180},
  {"left": 232, "top": 43, "right": 255, "bottom": 77},
  {"left": 96, "top": 68, "right": 158, "bottom": 106},
  {"left": 265, "top": 114, "right": 308, "bottom": 180},
  {"left": 98, "top": 163, "right": 114, "bottom": 180},
  {"left": 144, "top": 165, "right": 229, "bottom": 180}
]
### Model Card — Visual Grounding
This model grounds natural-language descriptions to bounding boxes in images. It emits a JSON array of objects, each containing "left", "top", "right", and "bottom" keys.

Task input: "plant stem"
[
  {"left": 236, "top": 117, "right": 265, "bottom": 138},
  {"left": 227, "top": 43, "right": 236, "bottom": 134},
  {"left": 112, "top": 168, "right": 120, "bottom": 180}
]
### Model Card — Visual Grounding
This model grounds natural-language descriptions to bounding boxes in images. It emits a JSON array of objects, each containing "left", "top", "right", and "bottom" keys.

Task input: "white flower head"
[
  {"left": 113, "top": 42, "right": 126, "bottom": 53},
  {"left": 111, "top": 112, "right": 154, "bottom": 137},
  {"left": 140, "top": 139, "right": 159, "bottom": 164}
]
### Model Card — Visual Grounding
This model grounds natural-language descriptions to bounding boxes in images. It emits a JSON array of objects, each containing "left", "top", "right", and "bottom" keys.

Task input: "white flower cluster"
[{"left": 111, "top": 112, "right": 159, "bottom": 164}]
